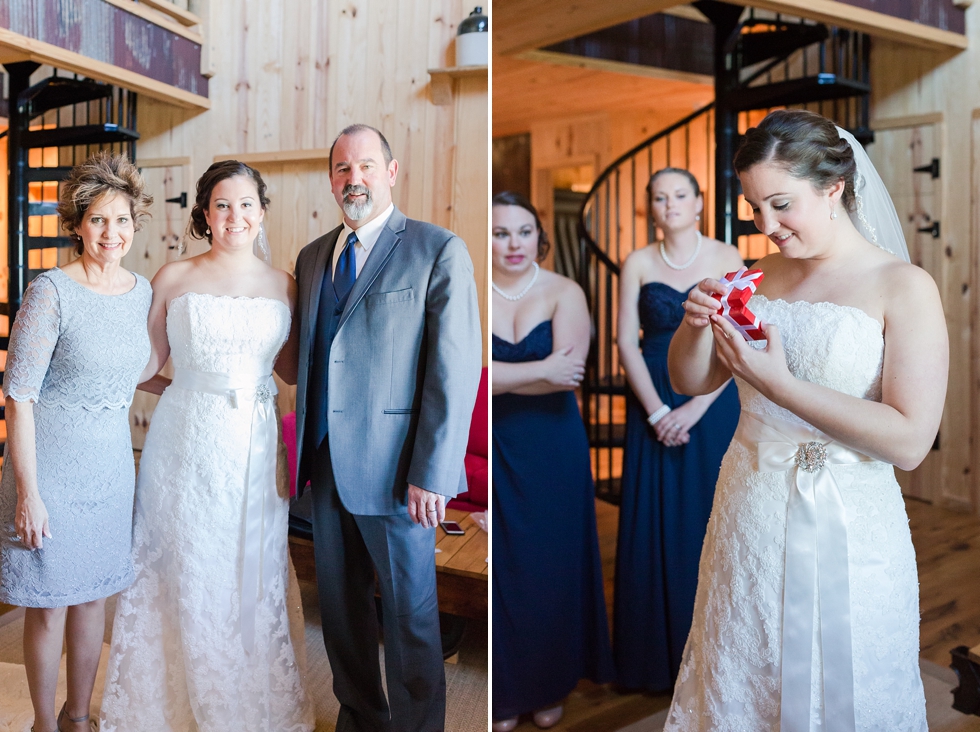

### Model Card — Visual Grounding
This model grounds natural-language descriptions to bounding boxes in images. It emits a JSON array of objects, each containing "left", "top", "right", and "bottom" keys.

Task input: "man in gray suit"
[{"left": 293, "top": 124, "right": 481, "bottom": 732}]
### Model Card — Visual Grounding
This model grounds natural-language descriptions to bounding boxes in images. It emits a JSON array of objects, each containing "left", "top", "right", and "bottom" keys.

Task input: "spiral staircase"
[{"left": 576, "top": 2, "right": 872, "bottom": 503}]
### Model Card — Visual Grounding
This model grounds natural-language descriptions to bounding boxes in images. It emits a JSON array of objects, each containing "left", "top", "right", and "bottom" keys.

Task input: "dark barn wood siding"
[
  {"left": 0, "top": 0, "right": 208, "bottom": 97},
  {"left": 843, "top": 0, "right": 965, "bottom": 34},
  {"left": 543, "top": 13, "right": 714, "bottom": 78}
]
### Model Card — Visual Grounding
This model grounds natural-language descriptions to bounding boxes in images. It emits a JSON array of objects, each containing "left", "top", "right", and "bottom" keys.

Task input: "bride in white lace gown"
[
  {"left": 101, "top": 162, "right": 313, "bottom": 731},
  {"left": 664, "top": 111, "right": 948, "bottom": 731}
]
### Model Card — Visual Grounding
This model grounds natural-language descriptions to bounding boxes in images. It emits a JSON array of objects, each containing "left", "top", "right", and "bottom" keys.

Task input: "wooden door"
[
  {"left": 867, "top": 123, "right": 946, "bottom": 503},
  {"left": 123, "top": 163, "right": 188, "bottom": 448}
]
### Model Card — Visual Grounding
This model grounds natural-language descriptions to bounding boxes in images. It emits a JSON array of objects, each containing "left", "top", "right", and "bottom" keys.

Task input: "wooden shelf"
[
  {"left": 102, "top": 0, "right": 203, "bottom": 43},
  {"left": 428, "top": 65, "right": 487, "bottom": 106},
  {"left": 139, "top": 0, "right": 203, "bottom": 28}
]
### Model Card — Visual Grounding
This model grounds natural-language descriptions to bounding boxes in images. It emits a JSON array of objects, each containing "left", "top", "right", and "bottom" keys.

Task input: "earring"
[
  {"left": 830, "top": 210, "right": 837, "bottom": 220},
  {"left": 696, "top": 214, "right": 701, "bottom": 221},
  {"left": 206, "top": 227, "right": 211, "bottom": 235},
  {"left": 253, "top": 223, "right": 271, "bottom": 263}
]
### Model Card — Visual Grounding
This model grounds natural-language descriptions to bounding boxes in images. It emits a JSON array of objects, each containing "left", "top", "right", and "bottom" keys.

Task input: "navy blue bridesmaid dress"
[
  {"left": 492, "top": 321, "right": 615, "bottom": 720},
  {"left": 614, "top": 283, "right": 740, "bottom": 691}
]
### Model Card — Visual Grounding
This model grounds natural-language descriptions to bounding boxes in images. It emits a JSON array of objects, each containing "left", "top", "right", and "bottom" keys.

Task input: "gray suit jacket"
[{"left": 294, "top": 206, "right": 482, "bottom": 515}]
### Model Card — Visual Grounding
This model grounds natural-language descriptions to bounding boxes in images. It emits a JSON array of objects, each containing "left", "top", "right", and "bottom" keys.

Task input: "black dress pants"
[{"left": 309, "top": 441, "right": 446, "bottom": 732}]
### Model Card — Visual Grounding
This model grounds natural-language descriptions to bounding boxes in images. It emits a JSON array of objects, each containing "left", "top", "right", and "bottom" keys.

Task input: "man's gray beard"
[{"left": 343, "top": 195, "right": 373, "bottom": 221}]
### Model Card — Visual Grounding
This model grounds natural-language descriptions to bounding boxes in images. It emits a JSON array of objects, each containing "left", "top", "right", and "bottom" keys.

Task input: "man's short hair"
[{"left": 329, "top": 124, "right": 394, "bottom": 170}]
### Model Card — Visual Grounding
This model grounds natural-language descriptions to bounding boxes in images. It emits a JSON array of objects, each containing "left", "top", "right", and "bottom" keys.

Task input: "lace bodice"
[
  {"left": 167, "top": 292, "right": 290, "bottom": 374},
  {"left": 2, "top": 268, "right": 151, "bottom": 410},
  {"left": 738, "top": 295, "right": 884, "bottom": 424}
]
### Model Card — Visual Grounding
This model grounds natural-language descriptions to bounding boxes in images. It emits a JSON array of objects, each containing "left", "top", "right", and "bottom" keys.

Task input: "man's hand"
[{"left": 407, "top": 484, "right": 446, "bottom": 529}]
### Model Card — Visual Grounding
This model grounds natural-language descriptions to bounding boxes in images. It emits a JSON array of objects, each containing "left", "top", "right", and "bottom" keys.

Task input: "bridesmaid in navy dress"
[
  {"left": 491, "top": 192, "right": 614, "bottom": 731},
  {"left": 614, "top": 169, "right": 743, "bottom": 690}
]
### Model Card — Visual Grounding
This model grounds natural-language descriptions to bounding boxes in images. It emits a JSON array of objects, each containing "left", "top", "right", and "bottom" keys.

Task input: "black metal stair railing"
[
  {"left": 578, "top": 103, "right": 715, "bottom": 503},
  {"left": 577, "top": 9, "right": 872, "bottom": 504}
]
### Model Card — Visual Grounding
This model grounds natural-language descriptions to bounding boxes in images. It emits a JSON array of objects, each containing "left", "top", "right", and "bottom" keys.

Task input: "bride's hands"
[
  {"left": 709, "top": 314, "right": 793, "bottom": 401},
  {"left": 681, "top": 278, "right": 728, "bottom": 329}
]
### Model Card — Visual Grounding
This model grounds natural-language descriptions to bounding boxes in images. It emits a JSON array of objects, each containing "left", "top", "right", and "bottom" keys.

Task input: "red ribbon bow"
[{"left": 712, "top": 267, "right": 766, "bottom": 341}]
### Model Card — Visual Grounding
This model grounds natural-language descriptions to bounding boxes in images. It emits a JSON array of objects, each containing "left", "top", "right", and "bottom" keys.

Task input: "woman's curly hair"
[{"left": 58, "top": 151, "right": 153, "bottom": 255}]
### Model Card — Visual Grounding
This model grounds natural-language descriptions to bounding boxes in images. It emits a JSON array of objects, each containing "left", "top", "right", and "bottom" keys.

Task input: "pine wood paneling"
[
  {"left": 452, "top": 76, "right": 489, "bottom": 358},
  {"left": 131, "top": 0, "right": 487, "bottom": 385},
  {"left": 870, "top": 33, "right": 979, "bottom": 513},
  {"left": 493, "top": 52, "right": 713, "bottom": 139},
  {"left": 97, "top": 0, "right": 488, "bottom": 432}
]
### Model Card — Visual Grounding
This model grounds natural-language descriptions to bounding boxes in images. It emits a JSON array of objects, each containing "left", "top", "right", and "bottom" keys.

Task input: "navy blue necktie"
[{"left": 334, "top": 232, "right": 357, "bottom": 303}]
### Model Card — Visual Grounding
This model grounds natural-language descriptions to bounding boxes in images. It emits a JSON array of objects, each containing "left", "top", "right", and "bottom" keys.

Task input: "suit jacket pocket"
[
  {"left": 366, "top": 287, "right": 414, "bottom": 305},
  {"left": 383, "top": 408, "right": 419, "bottom": 415}
]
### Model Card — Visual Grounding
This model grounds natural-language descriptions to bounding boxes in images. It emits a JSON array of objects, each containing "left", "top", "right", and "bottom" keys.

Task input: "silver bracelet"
[{"left": 647, "top": 404, "right": 671, "bottom": 426}]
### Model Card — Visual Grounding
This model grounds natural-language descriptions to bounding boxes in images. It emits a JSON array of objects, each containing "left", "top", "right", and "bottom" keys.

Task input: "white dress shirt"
[{"left": 332, "top": 202, "right": 395, "bottom": 281}]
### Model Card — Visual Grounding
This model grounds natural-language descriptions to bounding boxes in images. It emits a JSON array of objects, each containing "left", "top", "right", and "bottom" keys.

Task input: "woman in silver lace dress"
[{"left": 0, "top": 152, "right": 152, "bottom": 732}]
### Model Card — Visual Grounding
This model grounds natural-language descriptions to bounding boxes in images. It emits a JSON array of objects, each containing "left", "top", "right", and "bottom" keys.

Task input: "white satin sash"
[
  {"left": 171, "top": 367, "right": 279, "bottom": 655},
  {"left": 734, "top": 410, "right": 873, "bottom": 732}
]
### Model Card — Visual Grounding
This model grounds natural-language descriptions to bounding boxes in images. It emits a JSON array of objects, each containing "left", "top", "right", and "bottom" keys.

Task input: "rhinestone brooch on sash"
[
  {"left": 254, "top": 385, "right": 273, "bottom": 403},
  {"left": 795, "top": 441, "right": 828, "bottom": 473}
]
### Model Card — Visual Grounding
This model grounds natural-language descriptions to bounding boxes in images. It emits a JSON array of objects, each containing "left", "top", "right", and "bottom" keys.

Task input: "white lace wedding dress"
[
  {"left": 100, "top": 293, "right": 314, "bottom": 732},
  {"left": 664, "top": 296, "right": 927, "bottom": 732}
]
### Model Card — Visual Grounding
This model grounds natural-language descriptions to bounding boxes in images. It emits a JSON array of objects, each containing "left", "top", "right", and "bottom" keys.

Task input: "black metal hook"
[
  {"left": 165, "top": 192, "right": 188, "bottom": 208},
  {"left": 913, "top": 158, "right": 940, "bottom": 179}
]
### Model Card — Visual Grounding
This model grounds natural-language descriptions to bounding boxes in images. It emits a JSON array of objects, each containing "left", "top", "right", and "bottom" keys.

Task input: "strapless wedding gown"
[
  {"left": 664, "top": 296, "right": 927, "bottom": 732},
  {"left": 101, "top": 293, "right": 314, "bottom": 732}
]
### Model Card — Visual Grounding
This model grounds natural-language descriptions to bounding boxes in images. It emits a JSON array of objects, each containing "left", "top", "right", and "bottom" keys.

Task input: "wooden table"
[
  {"left": 433, "top": 508, "right": 488, "bottom": 619},
  {"left": 288, "top": 508, "right": 488, "bottom": 619}
]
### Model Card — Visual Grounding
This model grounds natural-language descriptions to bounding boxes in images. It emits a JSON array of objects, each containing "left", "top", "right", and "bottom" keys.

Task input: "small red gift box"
[{"left": 711, "top": 267, "right": 767, "bottom": 341}]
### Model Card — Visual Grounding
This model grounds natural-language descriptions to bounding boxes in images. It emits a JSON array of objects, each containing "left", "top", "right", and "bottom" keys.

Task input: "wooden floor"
[
  {"left": 509, "top": 496, "right": 980, "bottom": 731},
  {"left": 908, "top": 497, "right": 980, "bottom": 665}
]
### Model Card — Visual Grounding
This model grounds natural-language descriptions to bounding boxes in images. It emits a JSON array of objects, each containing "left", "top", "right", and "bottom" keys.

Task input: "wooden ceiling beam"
[
  {"left": 493, "top": 0, "right": 967, "bottom": 57},
  {"left": 493, "top": 0, "right": 681, "bottom": 56}
]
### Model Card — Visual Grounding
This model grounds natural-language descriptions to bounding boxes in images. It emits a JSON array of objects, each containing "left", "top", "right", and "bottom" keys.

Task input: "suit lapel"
[
  {"left": 337, "top": 208, "right": 406, "bottom": 332},
  {"left": 307, "top": 227, "right": 343, "bottom": 346}
]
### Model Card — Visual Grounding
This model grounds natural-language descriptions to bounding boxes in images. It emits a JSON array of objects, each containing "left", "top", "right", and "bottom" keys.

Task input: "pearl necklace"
[
  {"left": 660, "top": 231, "right": 702, "bottom": 270},
  {"left": 492, "top": 262, "right": 540, "bottom": 301}
]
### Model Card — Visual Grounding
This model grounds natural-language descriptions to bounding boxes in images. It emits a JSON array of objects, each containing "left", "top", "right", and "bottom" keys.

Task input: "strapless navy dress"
[
  {"left": 492, "top": 321, "right": 614, "bottom": 720},
  {"left": 614, "top": 283, "right": 740, "bottom": 690}
]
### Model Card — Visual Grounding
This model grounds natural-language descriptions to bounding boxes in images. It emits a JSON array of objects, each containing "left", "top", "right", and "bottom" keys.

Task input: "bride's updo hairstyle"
[
  {"left": 189, "top": 160, "right": 271, "bottom": 243},
  {"left": 733, "top": 110, "right": 858, "bottom": 213}
]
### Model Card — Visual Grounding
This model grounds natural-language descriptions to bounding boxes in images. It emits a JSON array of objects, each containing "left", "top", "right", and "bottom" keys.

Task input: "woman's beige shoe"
[
  {"left": 533, "top": 705, "right": 564, "bottom": 729},
  {"left": 492, "top": 718, "right": 519, "bottom": 732}
]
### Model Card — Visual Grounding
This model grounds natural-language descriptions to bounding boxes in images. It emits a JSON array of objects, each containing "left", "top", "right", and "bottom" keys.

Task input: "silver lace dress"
[{"left": 0, "top": 268, "right": 151, "bottom": 607}]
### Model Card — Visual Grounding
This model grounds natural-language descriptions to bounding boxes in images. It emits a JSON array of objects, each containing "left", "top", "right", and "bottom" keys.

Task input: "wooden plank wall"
[
  {"left": 868, "top": 23, "right": 979, "bottom": 512},
  {"left": 129, "top": 0, "right": 488, "bottom": 419}
]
